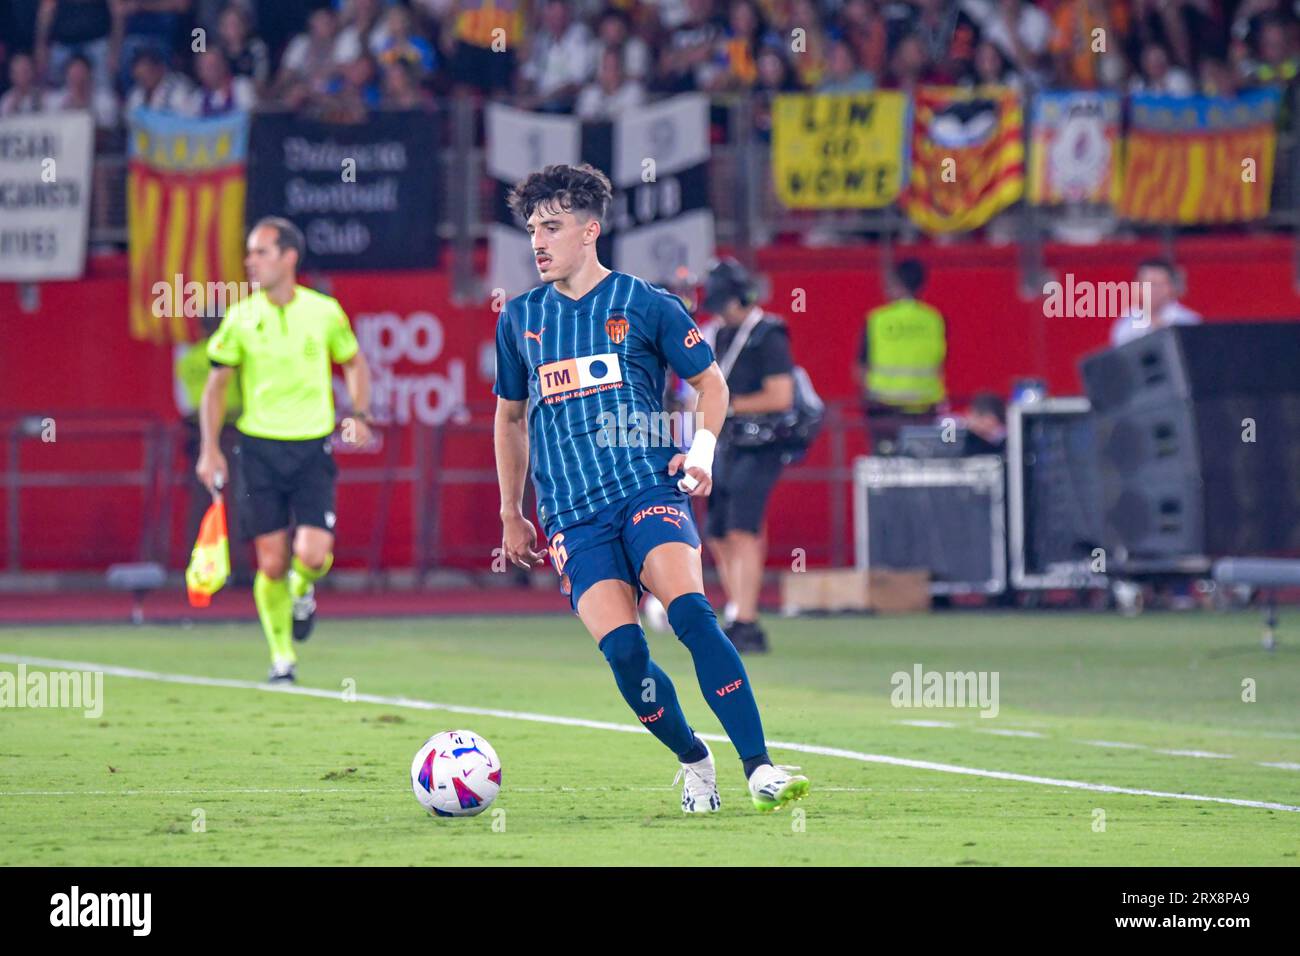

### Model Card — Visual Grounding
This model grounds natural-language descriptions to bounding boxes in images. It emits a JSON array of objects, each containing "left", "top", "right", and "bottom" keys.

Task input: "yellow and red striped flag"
[
  {"left": 1117, "top": 90, "right": 1279, "bottom": 224},
  {"left": 902, "top": 86, "right": 1024, "bottom": 234},
  {"left": 127, "top": 109, "right": 249, "bottom": 343}
]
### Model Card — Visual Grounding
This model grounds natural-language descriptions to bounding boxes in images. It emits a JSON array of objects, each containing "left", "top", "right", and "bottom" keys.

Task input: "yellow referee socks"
[
  {"left": 289, "top": 553, "right": 333, "bottom": 599},
  {"left": 254, "top": 571, "right": 294, "bottom": 664}
]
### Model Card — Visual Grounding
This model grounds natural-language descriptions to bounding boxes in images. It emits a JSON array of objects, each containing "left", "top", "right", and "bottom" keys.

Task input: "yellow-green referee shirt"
[{"left": 207, "top": 285, "right": 360, "bottom": 441}]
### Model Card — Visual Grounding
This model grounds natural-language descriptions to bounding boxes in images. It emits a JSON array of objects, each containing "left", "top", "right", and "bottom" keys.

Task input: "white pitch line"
[
  {"left": 895, "top": 719, "right": 957, "bottom": 728},
  {"left": 1079, "top": 740, "right": 1147, "bottom": 750},
  {"left": 978, "top": 729, "right": 1047, "bottom": 739},
  {"left": 1259, "top": 762, "right": 1300, "bottom": 771},
  {"left": 0, "top": 786, "right": 906, "bottom": 797},
  {"left": 1154, "top": 748, "right": 1235, "bottom": 760},
  {"left": 3, "top": 654, "right": 1299, "bottom": 815}
]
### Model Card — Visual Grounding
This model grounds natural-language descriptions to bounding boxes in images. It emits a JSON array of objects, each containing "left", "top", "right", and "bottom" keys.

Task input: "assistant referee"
[{"left": 196, "top": 217, "right": 373, "bottom": 683}]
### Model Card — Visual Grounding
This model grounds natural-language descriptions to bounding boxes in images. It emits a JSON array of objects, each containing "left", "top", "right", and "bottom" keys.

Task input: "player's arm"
[
  {"left": 495, "top": 397, "right": 544, "bottom": 569},
  {"left": 340, "top": 350, "right": 373, "bottom": 444},
  {"left": 669, "top": 362, "right": 728, "bottom": 497},
  {"left": 196, "top": 365, "right": 234, "bottom": 493}
]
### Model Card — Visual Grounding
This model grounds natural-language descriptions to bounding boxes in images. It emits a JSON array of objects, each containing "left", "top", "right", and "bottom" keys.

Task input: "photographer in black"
[{"left": 700, "top": 259, "right": 796, "bottom": 654}]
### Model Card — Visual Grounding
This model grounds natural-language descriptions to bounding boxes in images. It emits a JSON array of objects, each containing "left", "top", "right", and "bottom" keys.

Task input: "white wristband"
[{"left": 677, "top": 429, "right": 717, "bottom": 492}]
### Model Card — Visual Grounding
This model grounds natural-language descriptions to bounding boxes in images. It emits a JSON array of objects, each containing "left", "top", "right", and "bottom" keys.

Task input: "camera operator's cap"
[{"left": 701, "top": 257, "right": 754, "bottom": 313}]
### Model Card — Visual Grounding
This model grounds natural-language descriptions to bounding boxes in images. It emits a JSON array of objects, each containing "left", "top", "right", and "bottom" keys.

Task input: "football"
[{"left": 410, "top": 730, "right": 502, "bottom": 817}]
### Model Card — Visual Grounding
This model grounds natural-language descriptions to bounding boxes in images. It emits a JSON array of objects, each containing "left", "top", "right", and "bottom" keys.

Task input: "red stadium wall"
[{"left": 3, "top": 236, "right": 1298, "bottom": 572}]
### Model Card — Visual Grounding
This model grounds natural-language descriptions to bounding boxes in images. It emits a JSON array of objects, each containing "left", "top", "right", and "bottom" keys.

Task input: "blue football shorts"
[{"left": 545, "top": 482, "right": 701, "bottom": 613}]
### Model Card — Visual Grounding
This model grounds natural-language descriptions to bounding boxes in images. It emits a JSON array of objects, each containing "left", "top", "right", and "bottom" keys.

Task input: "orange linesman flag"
[
  {"left": 127, "top": 109, "right": 249, "bottom": 343},
  {"left": 186, "top": 495, "right": 230, "bottom": 607}
]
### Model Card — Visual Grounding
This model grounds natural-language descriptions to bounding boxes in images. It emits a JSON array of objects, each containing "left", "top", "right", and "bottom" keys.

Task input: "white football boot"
[
  {"left": 291, "top": 578, "right": 317, "bottom": 642},
  {"left": 747, "top": 763, "right": 811, "bottom": 812},
  {"left": 672, "top": 740, "right": 721, "bottom": 813},
  {"left": 267, "top": 660, "right": 296, "bottom": 684}
]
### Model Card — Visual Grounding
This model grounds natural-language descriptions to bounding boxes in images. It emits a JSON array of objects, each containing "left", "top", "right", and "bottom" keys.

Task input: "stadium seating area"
[{"left": 3, "top": 2, "right": 1298, "bottom": 128}]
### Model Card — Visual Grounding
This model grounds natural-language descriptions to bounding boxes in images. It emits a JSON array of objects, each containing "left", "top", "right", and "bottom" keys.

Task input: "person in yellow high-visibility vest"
[{"left": 856, "top": 258, "right": 947, "bottom": 454}]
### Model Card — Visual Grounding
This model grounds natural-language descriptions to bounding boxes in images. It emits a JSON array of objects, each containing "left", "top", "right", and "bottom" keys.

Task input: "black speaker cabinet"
[{"left": 1081, "top": 325, "right": 1300, "bottom": 559}]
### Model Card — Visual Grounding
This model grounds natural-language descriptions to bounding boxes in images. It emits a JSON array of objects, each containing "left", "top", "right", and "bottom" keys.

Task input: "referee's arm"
[{"left": 196, "top": 364, "right": 235, "bottom": 492}]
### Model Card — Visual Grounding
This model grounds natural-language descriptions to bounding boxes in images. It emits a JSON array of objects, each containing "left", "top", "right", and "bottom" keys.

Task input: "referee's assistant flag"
[{"left": 185, "top": 495, "right": 230, "bottom": 607}]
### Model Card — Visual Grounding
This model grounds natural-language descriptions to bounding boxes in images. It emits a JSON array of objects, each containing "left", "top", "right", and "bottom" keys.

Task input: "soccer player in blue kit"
[{"left": 493, "top": 163, "right": 810, "bottom": 813}]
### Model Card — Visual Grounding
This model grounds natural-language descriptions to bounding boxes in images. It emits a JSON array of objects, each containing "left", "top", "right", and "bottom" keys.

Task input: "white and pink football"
[{"left": 411, "top": 730, "right": 502, "bottom": 817}]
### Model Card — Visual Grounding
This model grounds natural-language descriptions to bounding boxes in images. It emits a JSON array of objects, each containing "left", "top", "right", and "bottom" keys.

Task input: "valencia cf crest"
[{"left": 605, "top": 314, "right": 629, "bottom": 344}]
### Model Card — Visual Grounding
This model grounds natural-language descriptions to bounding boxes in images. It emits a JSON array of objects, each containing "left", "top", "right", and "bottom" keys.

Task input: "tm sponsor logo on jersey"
[{"left": 538, "top": 353, "right": 624, "bottom": 404}]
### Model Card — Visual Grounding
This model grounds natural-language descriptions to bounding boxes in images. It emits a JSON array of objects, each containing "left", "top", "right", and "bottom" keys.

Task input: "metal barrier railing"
[{"left": 0, "top": 399, "right": 871, "bottom": 575}]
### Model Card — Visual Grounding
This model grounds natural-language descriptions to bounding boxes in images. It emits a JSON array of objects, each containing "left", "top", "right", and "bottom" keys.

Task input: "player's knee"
[
  {"left": 666, "top": 592, "right": 718, "bottom": 646},
  {"left": 294, "top": 546, "right": 329, "bottom": 571},
  {"left": 258, "top": 553, "right": 289, "bottom": 579},
  {"left": 598, "top": 623, "right": 649, "bottom": 670}
]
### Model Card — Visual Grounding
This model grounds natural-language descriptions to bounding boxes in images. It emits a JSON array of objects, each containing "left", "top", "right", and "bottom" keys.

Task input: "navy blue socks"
[
  {"left": 598, "top": 623, "right": 698, "bottom": 759},
  {"left": 667, "top": 593, "right": 767, "bottom": 763}
]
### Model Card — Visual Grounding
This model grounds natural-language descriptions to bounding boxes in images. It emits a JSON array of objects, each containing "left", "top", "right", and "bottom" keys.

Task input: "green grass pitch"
[{"left": 1, "top": 611, "right": 1298, "bottom": 866}]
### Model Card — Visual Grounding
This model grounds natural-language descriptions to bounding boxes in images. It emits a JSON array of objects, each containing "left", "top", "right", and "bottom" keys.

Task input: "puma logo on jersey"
[{"left": 524, "top": 327, "right": 545, "bottom": 343}]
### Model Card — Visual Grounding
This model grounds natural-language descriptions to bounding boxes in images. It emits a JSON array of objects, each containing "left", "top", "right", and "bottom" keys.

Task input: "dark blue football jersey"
[{"left": 493, "top": 270, "right": 716, "bottom": 536}]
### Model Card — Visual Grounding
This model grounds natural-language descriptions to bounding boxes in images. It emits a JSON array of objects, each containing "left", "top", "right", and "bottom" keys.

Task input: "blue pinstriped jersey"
[{"left": 493, "top": 270, "right": 716, "bottom": 537}]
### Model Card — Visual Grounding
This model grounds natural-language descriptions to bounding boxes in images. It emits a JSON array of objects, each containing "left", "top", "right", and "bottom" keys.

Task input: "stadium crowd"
[{"left": 2, "top": 1, "right": 1300, "bottom": 127}]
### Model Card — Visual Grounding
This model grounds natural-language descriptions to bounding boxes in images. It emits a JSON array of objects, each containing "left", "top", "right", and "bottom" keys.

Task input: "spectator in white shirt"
[
  {"left": 519, "top": 0, "right": 595, "bottom": 109},
  {"left": 1110, "top": 258, "right": 1202, "bottom": 347},
  {"left": 191, "top": 48, "right": 255, "bottom": 115},
  {"left": 962, "top": 0, "right": 1051, "bottom": 83},
  {"left": 124, "top": 48, "right": 195, "bottom": 114},
  {"left": 0, "top": 54, "right": 45, "bottom": 116},
  {"left": 595, "top": 8, "right": 650, "bottom": 81},
  {"left": 334, "top": 0, "right": 391, "bottom": 66},
  {"left": 1129, "top": 42, "right": 1196, "bottom": 96},
  {"left": 45, "top": 52, "right": 120, "bottom": 127},
  {"left": 576, "top": 46, "right": 647, "bottom": 120},
  {"left": 275, "top": 7, "right": 342, "bottom": 108}
]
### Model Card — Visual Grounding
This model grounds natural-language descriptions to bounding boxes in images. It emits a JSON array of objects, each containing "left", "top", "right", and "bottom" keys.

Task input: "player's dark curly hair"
[{"left": 507, "top": 163, "right": 613, "bottom": 224}]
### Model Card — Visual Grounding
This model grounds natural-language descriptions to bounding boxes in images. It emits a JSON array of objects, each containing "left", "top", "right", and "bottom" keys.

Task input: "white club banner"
[
  {"left": 0, "top": 110, "right": 94, "bottom": 281},
  {"left": 612, "top": 93, "right": 710, "bottom": 187},
  {"left": 485, "top": 103, "right": 581, "bottom": 185}
]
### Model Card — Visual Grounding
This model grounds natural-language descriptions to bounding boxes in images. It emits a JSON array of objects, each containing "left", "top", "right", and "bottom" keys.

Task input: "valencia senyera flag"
[{"left": 127, "top": 109, "right": 249, "bottom": 343}]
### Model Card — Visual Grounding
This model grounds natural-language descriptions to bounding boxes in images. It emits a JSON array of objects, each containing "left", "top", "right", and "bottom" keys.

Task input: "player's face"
[
  {"left": 526, "top": 203, "right": 595, "bottom": 283},
  {"left": 244, "top": 226, "right": 291, "bottom": 287}
]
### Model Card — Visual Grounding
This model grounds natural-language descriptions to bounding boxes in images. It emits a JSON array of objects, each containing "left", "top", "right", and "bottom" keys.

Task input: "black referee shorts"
[
  {"left": 705, "top": 443, "right": 785, "bottom": 539},
  {"left": 232, "top": 433, "right": 338, "bottom": 540}
]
